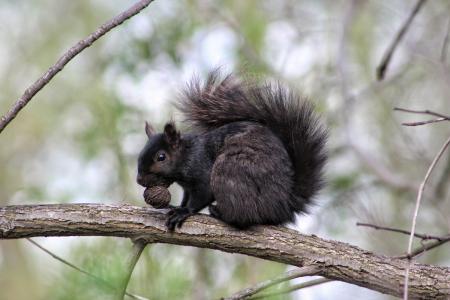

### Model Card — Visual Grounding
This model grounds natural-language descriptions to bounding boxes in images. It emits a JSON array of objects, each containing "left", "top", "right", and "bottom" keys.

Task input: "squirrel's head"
[{"left": 136, "top": 121, "right": 181, "bottom": 187}]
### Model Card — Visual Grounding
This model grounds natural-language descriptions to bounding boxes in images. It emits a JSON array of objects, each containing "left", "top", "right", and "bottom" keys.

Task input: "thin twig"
[
  {"left": 224, "top": 266, "right": 320, "bottom": 300},
  {"left": 27, "top": 238, "right": 148, "bottom": 300},
  {"left": 356, "top": 222, "right": 449, "bottom": 241},
  {"left": 357, "top": 222, "right": 450, "bottom": 259},
  {"left": 0, "top": 0, "right": 154, "bottom": 134},
  {"left": 249, "top": 278, "right": 332, "bottom": 300},
  {"left": 394, "top": 107, "right": 450, "bottom": 120},
  {"left": 397, "top": 237, "right": 450, "bottom": 259},
  {"left": 402, "top": 118, "right": 448, "bottom": 126},
  {"left": 403, "top": 134, "right": 450, "bottom": 300},
  {"left": 376, "top": 0, "right": 427, "bottom": 80},
  {"left": 116, "top": 240, "right": 147, "bottom": 300}
]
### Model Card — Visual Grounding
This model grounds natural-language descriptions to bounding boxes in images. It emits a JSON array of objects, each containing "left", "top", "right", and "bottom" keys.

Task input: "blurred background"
[{"left": 1, "top": 0, "right": 449, "bottom": 299}]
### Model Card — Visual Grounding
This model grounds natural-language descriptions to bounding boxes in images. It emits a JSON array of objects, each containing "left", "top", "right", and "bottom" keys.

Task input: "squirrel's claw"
[{"left": 166, "top": 207, "right": 192, "bottom": 230}]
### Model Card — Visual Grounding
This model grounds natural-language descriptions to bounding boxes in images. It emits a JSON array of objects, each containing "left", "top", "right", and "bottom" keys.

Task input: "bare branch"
[
  {"left": 224, "top": 266, "right": 320, "bottom": 300},
  {"left": 250, "top": 278, "right": 332, "bottom": 300},
  {"left": 356, "top": 222, "right": 449, "bottom": 241},
  {"left": 357, "top": 222, "right": 450, "bottom": 259},
  {"left": 1, "top": 204, "right": 450, "bottom": 299},
  {"left": 404, "top": 134, "right": 450, "bottom": 299},
  {"left": 27, "top": 238, "right": 148, "bottom": 300},
  {"left": 397, "top": 237, "right": 450, "bottom": 259},
  {"left": 376, "top": 0, "right": 427, "bottom": 80},
  {"left": 394, "top": 107, "right": 450, "bottom": 120},
  {"left": 116, "top": 240, "right": 147, "bottom": 300},
  {"left": 402, "top": 118, "right": 448, "bottom": 126},
  {"left": 0, "top": 0, "right": 155, "bottom": 134}
]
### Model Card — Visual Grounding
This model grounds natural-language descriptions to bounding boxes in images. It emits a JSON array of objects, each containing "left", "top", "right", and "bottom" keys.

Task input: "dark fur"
[{"left": 137, "top": 72, "right": 327, "bottom": 230}]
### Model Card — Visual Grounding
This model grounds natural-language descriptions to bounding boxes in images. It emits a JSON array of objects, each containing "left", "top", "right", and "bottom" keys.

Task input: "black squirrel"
[{"left": 137, "top": 71, "right": 327, "bottom": 230}]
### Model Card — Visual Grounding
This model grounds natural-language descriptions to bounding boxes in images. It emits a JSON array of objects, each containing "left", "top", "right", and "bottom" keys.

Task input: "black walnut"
[{"left": 143, "top": 186, "right": 171, "bottom": 208}]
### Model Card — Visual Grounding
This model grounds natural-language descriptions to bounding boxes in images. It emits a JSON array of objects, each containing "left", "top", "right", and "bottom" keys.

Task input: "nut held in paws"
[{"left": 143, "top": 186, "right": 171, "bottom": 208}]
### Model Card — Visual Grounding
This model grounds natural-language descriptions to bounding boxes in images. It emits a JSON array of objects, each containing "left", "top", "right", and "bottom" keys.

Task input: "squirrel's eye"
[{"left": 157, "top": 152, "right": 166, "bottom": 162}]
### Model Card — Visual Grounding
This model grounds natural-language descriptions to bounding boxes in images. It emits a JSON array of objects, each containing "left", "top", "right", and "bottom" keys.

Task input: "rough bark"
[{"left": 1, "top": 204, "right": 449, "bottom": 299}]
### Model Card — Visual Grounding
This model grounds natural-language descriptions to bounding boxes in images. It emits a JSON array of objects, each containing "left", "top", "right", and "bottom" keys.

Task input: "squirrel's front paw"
[{"left": 166, "top": 207, "right": 193, "bottom": 230}]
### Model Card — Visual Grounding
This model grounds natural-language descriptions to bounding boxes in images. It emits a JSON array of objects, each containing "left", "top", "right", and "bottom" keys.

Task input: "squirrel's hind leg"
[{"left": 210, "top": 126, "right": 296, "bottom": 228}]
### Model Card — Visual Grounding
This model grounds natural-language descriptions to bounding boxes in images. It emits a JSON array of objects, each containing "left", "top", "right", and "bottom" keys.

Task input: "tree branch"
[
  {"left": 397, "top": 237, "right": 450, "bottom": 259},
  {"left": 394, "top": 107, "right": 450, "bottom": 121},
  {"left": 1, "top": 204, "right": 449, "bottom": 299},
  {"left": 356, "top": 222, "right": 450, "bottom": 241},
  {"left": 224, "top": 266, "right": 320, "bottom": 300},
  {"left": 27, "top": 238, "right": 148, "bottom": 300},
  {"left": 376, "top": 0, "right": 427, "bottom": 80},
  {"left": 403, "top": 134, "right": 450, "bottom": 299},
  {"left": 116, "top": 240, "right": 147, "bottom": 300},
  {"left": 0, "top": 0, "right": 154, "bottom": 134},
  {"left": 250, "top": 278, "right": 332, "bottom": 300},
  {"left": 402, "top": 118, "right": 448, "bottom": 127},
  {"left": 357, "top": 222, "right": 450, "bottom": 260}
]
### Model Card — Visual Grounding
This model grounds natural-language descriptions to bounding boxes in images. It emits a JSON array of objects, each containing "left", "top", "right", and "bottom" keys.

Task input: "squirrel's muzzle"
[{"left": 136, "top": 172, "right": 173, "bottom": 188}]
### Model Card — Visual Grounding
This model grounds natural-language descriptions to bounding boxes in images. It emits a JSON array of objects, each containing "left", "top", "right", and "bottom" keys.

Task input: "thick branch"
[{"left": 1, "top": 204, "right": 449, "bottom": 299}]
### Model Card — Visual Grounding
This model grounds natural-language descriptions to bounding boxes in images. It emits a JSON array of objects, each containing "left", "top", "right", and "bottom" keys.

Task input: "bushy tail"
[{"left": 178, "top": 71, "right": 327, "bottom": 204}]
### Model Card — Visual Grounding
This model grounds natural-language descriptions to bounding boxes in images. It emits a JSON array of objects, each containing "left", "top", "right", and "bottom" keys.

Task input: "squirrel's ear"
[
  {"left": 145, "top": 121, "right": 155, "bottom": 138},
  {"left": 163, "top": 122, "right": 180, "bottom": 147}
]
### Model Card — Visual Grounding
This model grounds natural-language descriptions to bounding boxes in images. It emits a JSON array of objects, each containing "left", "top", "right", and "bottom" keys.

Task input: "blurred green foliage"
[{"left": 1, "top": 0, "right": 450, "bottom": 299}]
